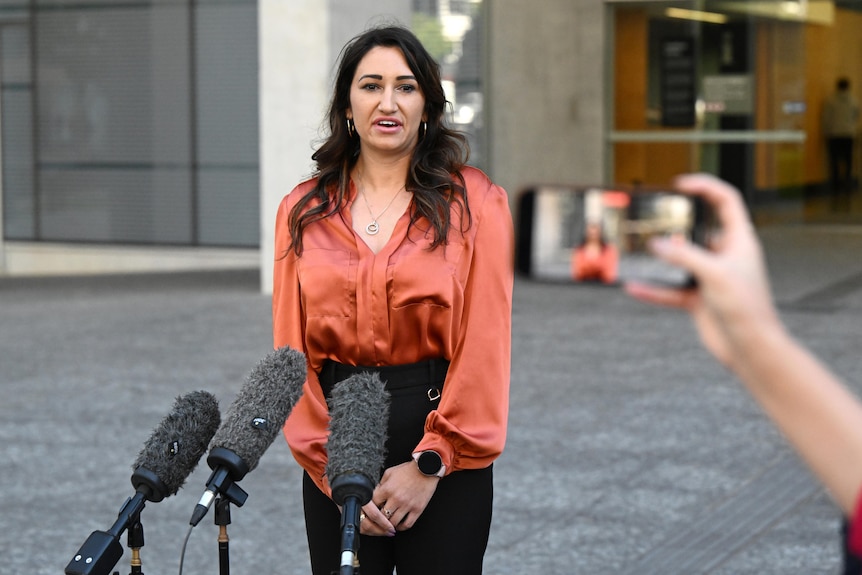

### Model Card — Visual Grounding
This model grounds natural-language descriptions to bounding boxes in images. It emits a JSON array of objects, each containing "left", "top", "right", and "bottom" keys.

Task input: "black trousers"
[
  {"left": 828, "top": 136, "right": 855, "bottom": 193},
  {"left": 303, "top": 359, "right": 494, "bottom": 575}
]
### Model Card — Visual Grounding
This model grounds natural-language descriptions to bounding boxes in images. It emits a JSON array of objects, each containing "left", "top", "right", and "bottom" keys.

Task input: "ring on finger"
[{"left": 384, "top": 508, "right": 393, "bottom": 518}]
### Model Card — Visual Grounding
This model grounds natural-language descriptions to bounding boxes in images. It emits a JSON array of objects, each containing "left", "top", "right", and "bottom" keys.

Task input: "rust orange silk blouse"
[{"left": 273, "top": 166, "right": 514, "bottom": 495}]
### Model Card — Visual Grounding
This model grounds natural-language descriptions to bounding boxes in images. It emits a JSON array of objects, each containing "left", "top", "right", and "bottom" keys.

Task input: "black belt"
[{"left": 318, "top": 358, "right": 449, "bottom": 399}]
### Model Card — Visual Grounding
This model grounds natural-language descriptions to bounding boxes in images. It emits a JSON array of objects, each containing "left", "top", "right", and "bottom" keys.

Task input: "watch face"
[{"left": 418, "top": 451, "right": 442, "bottom": 475}]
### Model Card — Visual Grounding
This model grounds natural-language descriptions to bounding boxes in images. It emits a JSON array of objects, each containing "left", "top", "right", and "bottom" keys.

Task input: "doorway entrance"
[{"left": 607, "top": 1, "right": 862, "bottom": 225}]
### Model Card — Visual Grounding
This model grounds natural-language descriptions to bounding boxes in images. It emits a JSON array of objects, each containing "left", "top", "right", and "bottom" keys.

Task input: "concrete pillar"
[{"left": 487, "top": 0, "right": 606, "bottom": 200}]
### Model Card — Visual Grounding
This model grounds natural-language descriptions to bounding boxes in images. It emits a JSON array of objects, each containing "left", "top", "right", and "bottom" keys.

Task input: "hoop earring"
[
  {"left": 346, "top": 118, "right": 355, "bottom": 138},
  {"left": 418, "top": 121, "right": 427, "bottom": 141}
]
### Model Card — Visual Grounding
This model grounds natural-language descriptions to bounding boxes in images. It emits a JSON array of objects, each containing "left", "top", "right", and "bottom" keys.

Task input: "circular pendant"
[{"left": 365, "top": 221, "right": 380, "bottom": 235}]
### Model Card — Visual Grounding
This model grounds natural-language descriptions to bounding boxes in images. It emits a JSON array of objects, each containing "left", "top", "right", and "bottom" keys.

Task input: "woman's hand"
[
  {"left": 370, "top": 460, "right": 440, "bottom": 532},
  {"left": 625, "top": 173, "right": 785, "bottom": 369},
  {"left": 359, "top": 500, "right": 396, "bottom": 537}
]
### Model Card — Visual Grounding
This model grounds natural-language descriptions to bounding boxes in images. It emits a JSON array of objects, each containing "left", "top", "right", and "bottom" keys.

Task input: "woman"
[
  {"left": 571, "top": 221, "right": 618, "bottom": 284},
  {"left": 272, "top": 25, "right": 513, "bottom": 575},
  {"left": 626, "top": 173, "right": 862, "bottom": 573}
]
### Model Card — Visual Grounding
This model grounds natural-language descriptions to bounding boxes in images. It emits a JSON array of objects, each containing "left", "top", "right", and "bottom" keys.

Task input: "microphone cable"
[{"left": 177, "top": 524, "right": 194, "bottom": 575}]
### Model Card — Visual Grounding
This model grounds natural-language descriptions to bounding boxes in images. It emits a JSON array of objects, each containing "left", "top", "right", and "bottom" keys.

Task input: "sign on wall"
[
  {"left": 703, "top": 74, "right": 754, "bottom": 115},
  {"left": 660, "top": 37, "right": 696, "bottom": 127}
]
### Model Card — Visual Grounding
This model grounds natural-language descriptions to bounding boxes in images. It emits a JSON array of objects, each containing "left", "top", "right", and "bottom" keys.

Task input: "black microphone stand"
[
  {"left": 331, "top": 472, "right": 373, "bottom": 575},
  {"left": 127, "top": 518, "right": 145, "bottom": 575},
  {"left": 338, "top": 496, "right": 363, "bottom": 575},
  {"left": 67, "top": 468, "right": 171, "bottom": 575},
  {"left": 215, "top": 497, "right": 232, "bottom": 575},
  {"left": 65, "top": 492, "right": 147, "bottom": 575}
]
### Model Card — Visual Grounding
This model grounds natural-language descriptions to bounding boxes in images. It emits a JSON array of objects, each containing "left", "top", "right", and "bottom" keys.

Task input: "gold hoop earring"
[{"left": 347, "top": 118, "right": 355, "bottom": 138}]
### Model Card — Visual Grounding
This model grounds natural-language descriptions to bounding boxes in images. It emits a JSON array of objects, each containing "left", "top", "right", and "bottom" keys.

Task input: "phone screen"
[{"left": 515, "top": 185, "right": 708, "bottom": 287}]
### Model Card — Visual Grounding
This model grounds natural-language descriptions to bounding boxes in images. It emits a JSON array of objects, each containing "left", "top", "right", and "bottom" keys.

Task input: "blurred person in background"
[{"left": 823, "top": 77, "right": 860, "bottom": 201}]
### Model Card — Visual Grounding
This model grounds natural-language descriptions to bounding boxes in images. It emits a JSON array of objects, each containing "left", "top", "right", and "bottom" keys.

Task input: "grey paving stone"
[{"left": 2, "top": 226, "right": 862, "bottom": 574}]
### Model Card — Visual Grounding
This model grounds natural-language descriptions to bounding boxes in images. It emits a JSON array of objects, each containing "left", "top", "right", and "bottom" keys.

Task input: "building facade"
[{"left": 1, "top": 1, "right": 860, "bottom": 286}]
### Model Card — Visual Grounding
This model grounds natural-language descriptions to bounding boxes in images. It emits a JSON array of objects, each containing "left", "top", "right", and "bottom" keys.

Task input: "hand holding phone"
[{"left": 515, "top": 184, "right": 712, "bottom": 288}]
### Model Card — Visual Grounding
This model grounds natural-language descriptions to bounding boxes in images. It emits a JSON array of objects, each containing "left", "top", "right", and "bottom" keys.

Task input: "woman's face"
[{"left": 347, "top": 46, "right": 426, "bottom": 158}]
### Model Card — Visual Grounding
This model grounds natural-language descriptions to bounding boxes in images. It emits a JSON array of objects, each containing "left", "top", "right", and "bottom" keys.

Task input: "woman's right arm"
[
  {"left": 626, "top": 173, "right": 862, "bottom": 517},
  {"left": 273, "top": 193, "right": 332, "bottom": 497}
]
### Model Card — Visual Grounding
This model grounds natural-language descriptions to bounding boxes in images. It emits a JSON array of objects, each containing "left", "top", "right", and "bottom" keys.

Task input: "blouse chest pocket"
[
  {"left": 297, "top": 248, "right": 356, "bottom": 318},
  {"left": 387, "top": 241, "right": 465, "bottom": 309}
]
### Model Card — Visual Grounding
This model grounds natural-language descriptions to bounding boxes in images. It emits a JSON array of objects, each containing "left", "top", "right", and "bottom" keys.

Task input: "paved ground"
[{"left": 2, "top": 224, "right": 862, "bottom": 575}]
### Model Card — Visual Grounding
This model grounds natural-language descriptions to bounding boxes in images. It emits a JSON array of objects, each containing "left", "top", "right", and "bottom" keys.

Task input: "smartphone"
[{"left": 514, "top": 184, "right": 711, "bottom": 288}]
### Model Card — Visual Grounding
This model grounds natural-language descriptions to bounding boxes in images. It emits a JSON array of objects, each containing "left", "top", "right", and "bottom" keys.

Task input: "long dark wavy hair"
[{"left": 286, "top": 25, "right": 471, "bottom": 255}]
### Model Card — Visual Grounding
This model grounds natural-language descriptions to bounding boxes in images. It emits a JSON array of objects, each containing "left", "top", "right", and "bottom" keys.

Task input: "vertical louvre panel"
[
  {"left": 2, "top": 24, "right": 35, "bottom": 239},
  {"left": 5, "top": 0, "right": 261, "bottom": 247},
  {"left": 2, "top": 91, "right": 34, "bottom": 238},
  {"left": 195, "top": 0, "right": 258, "bottom": 247},
  {"left": 35, "top": 3, "right": 193, "bottom": 243}
]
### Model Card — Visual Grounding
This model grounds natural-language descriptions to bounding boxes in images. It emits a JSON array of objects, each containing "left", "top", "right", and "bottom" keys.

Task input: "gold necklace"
[{"left": 356, "top": 174, "right": 405, "bottom": 236}]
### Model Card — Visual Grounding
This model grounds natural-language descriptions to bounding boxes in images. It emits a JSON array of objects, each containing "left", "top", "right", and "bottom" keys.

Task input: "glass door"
[{"left": 607, "top": 0, "right": 862, "bottom": 225}]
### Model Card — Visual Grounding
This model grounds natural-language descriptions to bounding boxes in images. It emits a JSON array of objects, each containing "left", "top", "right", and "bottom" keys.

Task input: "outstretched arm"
[{"left": 626, "top": 173, "right": 862, "bottom": 516}]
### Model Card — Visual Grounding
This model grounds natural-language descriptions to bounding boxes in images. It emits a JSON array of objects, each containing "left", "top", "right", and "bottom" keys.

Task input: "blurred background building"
[{"left": 0, "top": 0, "right": 860, "bottom": 288}]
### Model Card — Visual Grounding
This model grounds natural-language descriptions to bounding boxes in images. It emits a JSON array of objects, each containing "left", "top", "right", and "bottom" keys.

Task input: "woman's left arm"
[
  {"left": 419, "top": 180, "right": 515, "bottom": 470},
  {"left": 370, "top": 180, "right": 514, "bottom": 532}
]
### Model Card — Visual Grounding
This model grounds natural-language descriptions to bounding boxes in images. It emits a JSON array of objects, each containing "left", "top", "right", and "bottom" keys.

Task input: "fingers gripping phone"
[{"left": 515, "top": 185, "right": 710, "bottom": 288}]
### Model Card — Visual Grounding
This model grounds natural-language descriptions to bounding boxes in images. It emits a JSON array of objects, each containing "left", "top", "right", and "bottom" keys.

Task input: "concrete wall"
[
  {"left": 2, "top": 243, "right": 258, "bottom": 276},
  {"left": 487, "top": 0, "right": 607, "bottom": 203}
]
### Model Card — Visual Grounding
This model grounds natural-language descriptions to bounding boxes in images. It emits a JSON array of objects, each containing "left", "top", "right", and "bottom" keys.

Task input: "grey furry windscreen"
[
  {"left": 208, "top": 346, "right": 307, "bottom": 471},
  {"left": 132, "top": 390, "right": 221, "bottom": 497},
  {"left": 325, "top": 371, "right": 390, "bottom": 485}
]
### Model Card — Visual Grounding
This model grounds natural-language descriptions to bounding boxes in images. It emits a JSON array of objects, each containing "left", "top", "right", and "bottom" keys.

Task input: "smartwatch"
[{"left": 413, "top": 450, "right": 446, "bottom": 478}]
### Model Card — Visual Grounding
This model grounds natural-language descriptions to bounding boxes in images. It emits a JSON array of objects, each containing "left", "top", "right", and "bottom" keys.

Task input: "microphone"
[
  {"left": 131, "top": 389, "right": 222, "bottom": 502},
  {"left": 325, "top": 372, "right": 390, "bottom": 575},
  {"left": 66, "top": 390, "right": 221, "bottom": 575},
  {"left": 189, "top": 345, "right": 306, "bottom": 526}
]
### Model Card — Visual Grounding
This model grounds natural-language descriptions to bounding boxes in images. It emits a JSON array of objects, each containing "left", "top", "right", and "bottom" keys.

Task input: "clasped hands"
[{"left": 358, "top": 460, "right": 440, "bottom": 537}]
